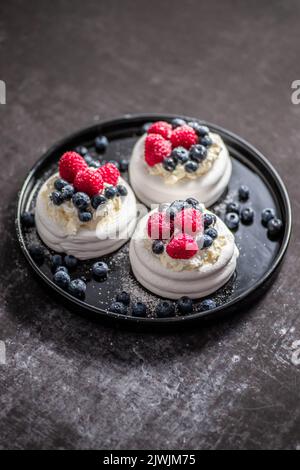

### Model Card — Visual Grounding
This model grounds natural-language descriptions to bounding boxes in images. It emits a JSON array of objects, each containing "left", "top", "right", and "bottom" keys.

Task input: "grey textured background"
[{"left": 0, "top": 0, "right": 299, "bottom": 450}]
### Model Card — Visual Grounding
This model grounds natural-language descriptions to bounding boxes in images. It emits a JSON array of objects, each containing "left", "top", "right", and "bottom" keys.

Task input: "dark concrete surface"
[{"left": 0, "top": 0, "right": 300, "bottom": 450}]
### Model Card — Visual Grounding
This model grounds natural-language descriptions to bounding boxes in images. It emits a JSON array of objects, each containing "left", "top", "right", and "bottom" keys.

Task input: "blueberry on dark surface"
[
  {"left": 116, "top": 291, "right": 131, "bottom": 306},
  {"left": 91, "top": 194, "right": 107, "bottom": 210},
  {"left": 163, "top": 157, "right": 177, "bottom": 172},
  {"left": 171, "top": 118, "right": 186, "bottom": 128},
  {"left": 226, "top": 201, "right": 240, "bottom": 214},
  {"left": 68, "top": 279, "right": 87, "bottom": 299},
  {"left": 177, "top": 296, "right": 193, "bottom": 315},
  {"left": 28, "top": 243, "right": 45, "bottom": 264},
  {"left": 61, "top": 184, "right": 75, "bottom": 201},
  {"left": 200, "top": 299, "right": 217, "bottom": 311},
  {"left": 238, "top": 185, "right": 250, "bottom": 201},
  {"left": 132, "top": 302, "right": 147, "bottom": 318},
  {"left": 203, "top": 213, "right": 215, "bottom": 228},
  {"left": 55, "top": 266, "right": 69, "bottom": 274},
  {"left": 156, "top": 301, "right": 175, "bottom": 318},
  {"left": 75, "top": 145, "right": 88, "bottom": 156},
  {"left": 171, "top": 146, "right": 189, "bottom": 164},
  {"left": 64, "top": 255, "right": 78, "bottom": 270},
  {"left": 205, "top": 227, "right": 218, "bottom": 239},
  {"left": 21, "top": 211, "right": 35, "bottom": 228},
  {"left": 92, "top": 261, "right": 108, "bottom": 279},
  {"left": 50, "top": 191, "right": 63, "bottom": 206},
  {"left": 78, "top": 211, "right": 93, "bottom": 223},
  {"left": 72, "top": 192, "right": 90, "bottom": 210},
  {"left": 119, "top": 159, "right": 129, "bottom": 172},
  {"left": 184, "top": 160, "right": 199, "bottom": 173},
  {"left": 53, "top": 270, "right": 71, "bottom": 289},
  {"left": 201, "top": 135, "right": 213, "bottom": 147},
  {"left": 95, "top": 135, "right": 108, "bottom": 153},
  {"left": 186, "top": 197, "right": 200, "bottom": 208},
  {"left": 54, "top": 178, "right": 68, "bottom": 191},
  {"left": 50, "top": 254, "right": 63, "bottom": 271},
  {"left": 152, "top": 239, "right": 164, "bottom": 254},
  {"left": 261, "top": 208, "right": 275, "bottom": 225},
  {"left": 109, "top": 301, "right": 127, "bottom": 315},
  {"left": 267, "top": 218, "right": 283, "bottom": 238},
  {"left": 89, "top": 160, "right": 101, "bottom": 169},
  {"left": 116, "top": 185, "right": 128, "bottom": 196},
  {"left": 225, "top": 212, "right": 240, "bottom": 230},
  {"left": 189, "top": 144, "right": 207, "bottom": 163},
  {"left": 241, "top": 207, "right": 254, "bottom": 224},
  {"left": 105, "top": 186, "right": 117, "bottom": 199},
  {"left": 202, "top": 234, "right": 214, "bottom": 248}
]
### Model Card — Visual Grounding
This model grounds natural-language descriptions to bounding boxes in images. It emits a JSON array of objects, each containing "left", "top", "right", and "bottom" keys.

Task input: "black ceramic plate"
[{"left": 16, "top": 114, "right": 292, "bottom": 328}]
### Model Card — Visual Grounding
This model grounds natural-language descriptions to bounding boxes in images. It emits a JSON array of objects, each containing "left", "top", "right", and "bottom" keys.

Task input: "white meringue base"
[
  {"left": 129, "top": 211, "right": 239, "bottom": 299},
  {"left": 35, "top": 177, "right": 137, "bottom": 260},
  {"left": 129, "top": 133, "right": 232, "bottom": 208}
]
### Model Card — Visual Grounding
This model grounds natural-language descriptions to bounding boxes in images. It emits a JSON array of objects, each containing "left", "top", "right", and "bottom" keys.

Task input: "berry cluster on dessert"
[
  {"left": 129, "top": 118, "right": 232, "bottom": 207},
  {"left": 129, "top": 198, "right": 239, "bottom": 299}
]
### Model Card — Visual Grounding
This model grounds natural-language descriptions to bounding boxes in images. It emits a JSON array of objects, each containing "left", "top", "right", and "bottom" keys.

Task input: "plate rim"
[{"left": 16, "top": 113, "right": 292, "bottom": 325}]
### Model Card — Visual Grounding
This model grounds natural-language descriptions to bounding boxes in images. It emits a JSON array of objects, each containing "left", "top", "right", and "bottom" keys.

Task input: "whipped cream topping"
[{"left": 129, "top": 132, "right": 232, "bottom": 208}]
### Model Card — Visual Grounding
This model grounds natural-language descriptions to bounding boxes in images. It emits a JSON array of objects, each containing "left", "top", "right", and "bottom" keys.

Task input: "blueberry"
[
  {"left": 78, "top": 211, "right": 93, "bottom": 222},
  {"left": 152, "top": 240, "right": 164, "bottom": 254},
  {"left": 189, "top": 144, "right": 207, "bottom": 163},
  {"left": 89, "top": 160, "right": 101, "bottom": 168},
  {"left": 201, "top": 135, "right": 213, "bottom": 147},
  {"left": 116, "top": 185, "right": 128, "bottom": 196},
  {"left": 205, "top": 228, "right": 218, "bottom": 239},
  {"left": 202, "top": 234, "right": 213, "bottom": 248},
  {"left": 184, "top": 160, "right": 199, "bottom": 173},
  {"left": 200, "top": 299, "right": 217, "bottom": 311},
  {"left": 203, "top": 213, "right": 216, "bottom": 228},
  {"left": 171, "top": 118, "right": 186, "bottom": 128},
  {"left": 163, "top": 157, "right": 177, "bottom": 172},
  {"left": 64, "top": 255, "right": 78, "bottom": 270},
  {"left": 72, "top": 192, "right": 90, "bottom": 210},
  {"left": 177, "top": 296, "right": 193, "bottom": 315},
  {"left": 21, "top": 211, "right": 35, "bottom": 228},
  {"left": 92, "top": 261, "right": 108, "bottom": 279},
  {"left": 267, "top": 218, "right": 283, "bottom": 238},
  {"left": 116, "top": 291, "right": 130, "bottom": 306},
  {"left": 238, "top": 185, "right": 250, "bottom": 201},
  {"left": 61, "top": 184, "right": 75, "bottom": 201},
  {"left": 226, "top": 201, "right": 240, "bottom": 214},
  {"left": 91, "top": 194, "right": 107, "bottom": 210},
  {"left": 50, "top": 191, "right": 63, "bottom": 205},
  {"left": 261, "top": 208, "right": 275, "bottom": 226},
  {"left": 50, "top": 254, "right": 63, "bottom": 271},
  {"left": 109, "top": 301, "right": 127, "bottom": 315},
  {"left": 68, "top": 279, "right": 87, "bottom": 299},
  {"left": 84, "top": 154, "right": 94, "bottom": 165},
  {"left": 188, "top": 123, "right": 209, "bottom": 137},
  {"left": 132, "top": 302, "right": 147, "bottom": 317},
  {"left": 55, "top": 266, "right": 69, "bottom": 274},
  {"left": 171, "top": 146, "right": 189, "bottom": 164},
  {"left": 95, "top": 136, "right": 108, "bottom": 153},
  {"left": 53, "top": 270, "right": 71, "bottom": 289},
  {"left": 54, "top": 178, "right": 68, "bottom": 191},
  {"left": 75, "top": 145, "right": 88, "bottom": 156},
  {"left": 225, "top": 212, "right": 240, "bottom": 230},
  {"left": 156, "top": 301, "right": 175, "bottom": 318},
  {"left": 119, "top": 159, "right": 129, "bottom": 172},
  {"left": 186, "top": 197, "right": 200, "bottom": 208},
  {"left": 241, "top": 207, "right": 254, "bottom": 225},
  {"left": 28, "top": 243, "right": 45, "bottom": 264},
  {"left": 105, "top": 187, "right": 117, "bottom": 199}
]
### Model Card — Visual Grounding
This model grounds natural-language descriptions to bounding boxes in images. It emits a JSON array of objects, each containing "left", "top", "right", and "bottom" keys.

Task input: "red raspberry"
[
  {"left": 147, "top": 121, "right": 172, "bottom": 140},
  {"left": 174, "top": 208, "right": 203, "bottom": 236},
  {"left": 145, "top": 134, "right": 172, "bottom": 167},
  {"left": 59, "top": 151, "right": 87, "bottom": 183},
  {"left": 98, "top": 163, "right": 120, "bottom": 186},
  {"left": 166, "top": 234, "right": 198, "bottom": 259},
  {"left": 147, "top": 212, "right": 174, "bottom": 240},
  {"left": 170, "top": 125, "right": 198, "bottom": 149},
  {"left": 74, "top": 168, "right": 104, "bottom": 196}
]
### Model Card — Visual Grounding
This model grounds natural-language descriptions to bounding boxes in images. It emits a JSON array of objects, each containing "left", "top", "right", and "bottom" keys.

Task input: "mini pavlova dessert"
[
  {"left": 129, "top": 198, "right": 239, "bottom": 299},
  {"left": 129, "top": 119, "right": 232, "bottom": 207},
  {"left": 35, "top": 151, "right": 137, "bottom": 260}
]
